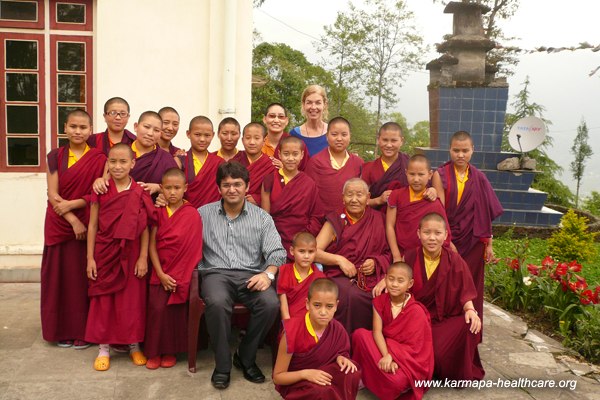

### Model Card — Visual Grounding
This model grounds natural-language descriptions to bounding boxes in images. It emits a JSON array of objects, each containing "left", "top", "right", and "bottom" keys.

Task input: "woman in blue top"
[{"left": 289, "top": 85, "right": 329, "bottom": 156}]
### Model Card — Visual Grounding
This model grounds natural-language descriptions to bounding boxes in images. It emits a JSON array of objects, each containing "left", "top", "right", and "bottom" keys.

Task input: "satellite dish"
[{"left": 508, "top": 116, "right": 547, "bottom": 153}]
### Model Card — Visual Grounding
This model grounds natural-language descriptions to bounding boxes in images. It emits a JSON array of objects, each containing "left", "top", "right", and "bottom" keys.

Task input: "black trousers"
[{"left": 200, "top": 269, "right": 279, "bottom": 373}]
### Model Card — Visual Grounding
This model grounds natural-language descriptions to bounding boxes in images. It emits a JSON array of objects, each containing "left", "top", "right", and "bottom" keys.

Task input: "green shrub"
[
  {"left": 564, "top": 304, "right": 600, "bottom": 364},
  {"left": 548, "top": 209, "right": 598, "bottom": 263}
]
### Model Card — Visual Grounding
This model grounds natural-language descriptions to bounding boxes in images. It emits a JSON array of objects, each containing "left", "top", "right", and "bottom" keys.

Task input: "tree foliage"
[
  {"left": 317, "top": 12, "right": 362, "bottom": 116},
  {"left": 318, "top": 0, "right": 426, "bottom": 153},
  {"left": 571, "top": 119, "right": 593, "bottom": 208},
  {"left": 503, "top": 77, "right": 574, "bottom": 207},
  {"left": 582, "top": 191, "right": 600, "bottom": 216}
]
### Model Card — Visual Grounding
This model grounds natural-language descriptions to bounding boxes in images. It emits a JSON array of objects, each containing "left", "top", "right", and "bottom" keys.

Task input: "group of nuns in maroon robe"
[{"left": 41, "top": 109, "right": 500, "bottom": 397}]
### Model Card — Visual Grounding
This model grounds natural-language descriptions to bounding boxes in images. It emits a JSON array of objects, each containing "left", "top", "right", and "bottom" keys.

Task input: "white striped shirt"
[{"left": 198, "top": 200, "right": 286, "bottom": 272}]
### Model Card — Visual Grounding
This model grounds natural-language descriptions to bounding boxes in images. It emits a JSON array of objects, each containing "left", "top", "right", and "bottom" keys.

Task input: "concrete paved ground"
[{"left": 0, "top": 283, "right": 598, "bottom": 400}]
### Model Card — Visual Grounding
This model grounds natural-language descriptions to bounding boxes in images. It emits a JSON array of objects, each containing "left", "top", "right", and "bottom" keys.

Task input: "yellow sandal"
[
  {"left": 94, "top": 356, "right": 110, "bottom": 371},
  {"left": 130, "top": 351, "right": 147, "bottom": 366}
]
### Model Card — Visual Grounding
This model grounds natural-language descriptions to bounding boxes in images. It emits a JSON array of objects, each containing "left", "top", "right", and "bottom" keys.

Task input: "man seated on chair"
[{"left": 198, "top": 161, "right": 287, "bottom": 389}]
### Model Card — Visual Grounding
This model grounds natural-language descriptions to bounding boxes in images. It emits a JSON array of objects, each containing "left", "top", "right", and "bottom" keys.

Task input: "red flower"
[
  {"left": 580, "top": 289, "right": 598, "bottom": 305},
  {"left": 575, "top": 275, "right": 588, "bottom": 290},
  {"left": 560, "top": 280, "right": 568, "bottom": 292},
  {"left": 509, "top": 259, "right": 520, "bottom": 271},
  {"left": 555, "top": 263, "right": 568, "bottom": 277},
  {"left": 527, "top": 264, "right": 540, "bottom": 276},
  {"left": 568, "top": 260, "right": 582, "bottom": 273},
  {"left": 541, "top": 256, "right": 554, "bottom": 269},
  {"left": 568, "top": 281, "right": 578, "bottom": 292}
]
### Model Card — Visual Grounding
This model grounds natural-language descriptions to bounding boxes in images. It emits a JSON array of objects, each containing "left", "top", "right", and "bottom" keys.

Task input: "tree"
[
  {"left": 503, "top": 77, "right": 574, "bottom": 207},
  {"left": 317, "top": 12, "right": 362, "bottom": 115},
  {"left": 318, "top": 0, "right": 426, "bottom": 153},
  {"left": 570, "top": 119, "right": 593, "bottom": 208},
  {"left": 582, "top": 191, "right": 600, "bottom": 216}
]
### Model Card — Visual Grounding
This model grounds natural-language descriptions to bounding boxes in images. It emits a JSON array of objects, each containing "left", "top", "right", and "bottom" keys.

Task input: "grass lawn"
[{"left": 493, "top": 237, "right": 600, "bottom": 287}]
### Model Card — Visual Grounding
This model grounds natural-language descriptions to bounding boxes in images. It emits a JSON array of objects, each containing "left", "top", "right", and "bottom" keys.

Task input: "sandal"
[
  {"left": 94, "top": 356, "right": 110, "bottom": 371},
  {"left": 73, "top": 340, "right": 91, "bottom": 350},
  {"left": 57, "top": 340, "right": 74, "bottom": 348},
  {"left": 146, "top": 356, "right": 161, "bottom": 370},
  {"left": 160, "top": 354, "right": 176, "bottom": 368},
  {"left": 130, "top": 351, "right": 147, "bottom": 366},
  {"left": 110, "top": 344, "right": 129, "bottom": 353}
]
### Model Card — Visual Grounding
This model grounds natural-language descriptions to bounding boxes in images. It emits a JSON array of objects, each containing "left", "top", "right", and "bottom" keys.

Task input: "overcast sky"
[{"left": 253, "top": 0, "right": 600, "bottom": 197}]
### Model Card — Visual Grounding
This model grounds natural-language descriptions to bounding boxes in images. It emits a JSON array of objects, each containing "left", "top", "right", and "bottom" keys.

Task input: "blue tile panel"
[
  {"left": 434, "top": 87, "right": 508, "bottom": 152},
  {"left": 494, "top": 209, "right": 562, "bottom": 227},
  {"left": 480, "top": 169, "right": 536, "bottom": 191},
  {"left": 494, "top": 189, "right": 547, "bottom": 211}
]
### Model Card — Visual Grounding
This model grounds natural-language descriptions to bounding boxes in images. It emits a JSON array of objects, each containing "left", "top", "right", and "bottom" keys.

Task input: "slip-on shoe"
[{"left": 233, "top": 352, "right": 265, "bottom": 383}]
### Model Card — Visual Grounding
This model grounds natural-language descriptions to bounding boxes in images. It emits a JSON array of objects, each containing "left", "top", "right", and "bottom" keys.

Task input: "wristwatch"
[{"left": 264, "top": 271, "right": 275, "bottom": 281}]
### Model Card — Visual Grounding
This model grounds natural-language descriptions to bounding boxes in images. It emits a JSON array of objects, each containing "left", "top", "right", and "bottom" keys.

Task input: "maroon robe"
[
  {"left": 352, "top": 294, "right": 434, "bottom": 400},
  {"left": 181, "top": 151, "right": 224, "bottom": 208},
  {"left": 167, "top": 142, "right": 180, "bottom": 156},
  {"left": 438, "top": 161, "right": 503, "bottom": 317},
  {"left": 263, "top": 171, "right": 323, "bottom": 259},
  {"left": 233, "top": 151, "right": 276, "bottom": 205},
  {"left": 41, "top": 146, "right": 106, "bottom": 342},
  {"left": 388, "top": 187, "right": 451, "bottom": 255},
  {"left": 277, "top": 263, "right": 325, "bottom": 319},
  {"left": 305, "top": 149, "right": 363, "bottom": 215},
  {"left": 362, "top": 153, "right": 409, "bottom": 199},
  {"left": 271, "top": 132, "right": 310, "bottom": 171},
  {"left": 323, "top": 207, "right": 391, "bottom": 333},
  {"left": 277, "top": 317, "right": 361, "bottom": 400},
  {"left": 87, "top": 129, "right": 136, "bottom": 155},
  {"left": 130, "top": 147, "right": 178, "bottom": 184},
  {"left": 145, "top": 202, "right": 203, "bottom": 358},
  {"left": 84, "top": 179, "right": 155, "bottom": 344},
  {"left": 404, "top": 246, "right": 484, "bottom": 381}
]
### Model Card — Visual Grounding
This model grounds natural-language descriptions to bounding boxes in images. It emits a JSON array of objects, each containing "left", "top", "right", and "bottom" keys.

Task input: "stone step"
[
  {"left": 494, "top": 206, "right": 563, "bottom": 227},
  {"left": 494, "top": 188, "right": 548, "bottom": 211}
]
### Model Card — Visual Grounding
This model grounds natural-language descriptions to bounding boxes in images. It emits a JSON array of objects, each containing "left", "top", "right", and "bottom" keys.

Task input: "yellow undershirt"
[
  {"left": 131, "top": 141, "right": 155, "bottom": 159},
  {"left": 423, "top": 249, "right": 441, "bottom": 279},
  {"left": 193, "top": 153, "right": 206, "bottom": 176},
  {"left": 166, "top": 205, "right": 174, "bottom": 217},
  {"left": 293, "top": 264, "right": 313, "bottom": 283},
  {"left": 455, "top": 165, "right": 469, "bottom": 205},
  {"left": 329, "top": 149, "right": 349, "bottom": 170},
  {"left": 409, "top": 187, "right": 424, "bottom": 202},
  {"left": 247, "top": 153, "right": 263, "bottom": 165},
  {"left": 279, "top": 168, "right": 291, "bottom": 185},
  {"left": 216, "top": 148, "right": 238, "bottom": 159},
  {"left": 67, "top": 145, "right": 90, "bottom": 168},
  {"left": 381, "top": 158, "right": 390, "bottom": 172},
  {"left": 305, "top": 312, "right": 319, "bottom": 343}
]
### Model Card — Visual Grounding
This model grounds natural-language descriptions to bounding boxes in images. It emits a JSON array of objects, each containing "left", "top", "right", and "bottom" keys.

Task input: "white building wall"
[{"left": 0, "top": 0, "right": 253, "bottom": 274}]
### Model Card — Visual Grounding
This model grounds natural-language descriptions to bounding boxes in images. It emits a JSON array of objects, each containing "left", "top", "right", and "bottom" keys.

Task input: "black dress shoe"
[
  {"left": 233, "top": 352, "right": 265, "bottom": 383},
  {"left": 211, "top": 369, "right": 231, "bottom": 389}
]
